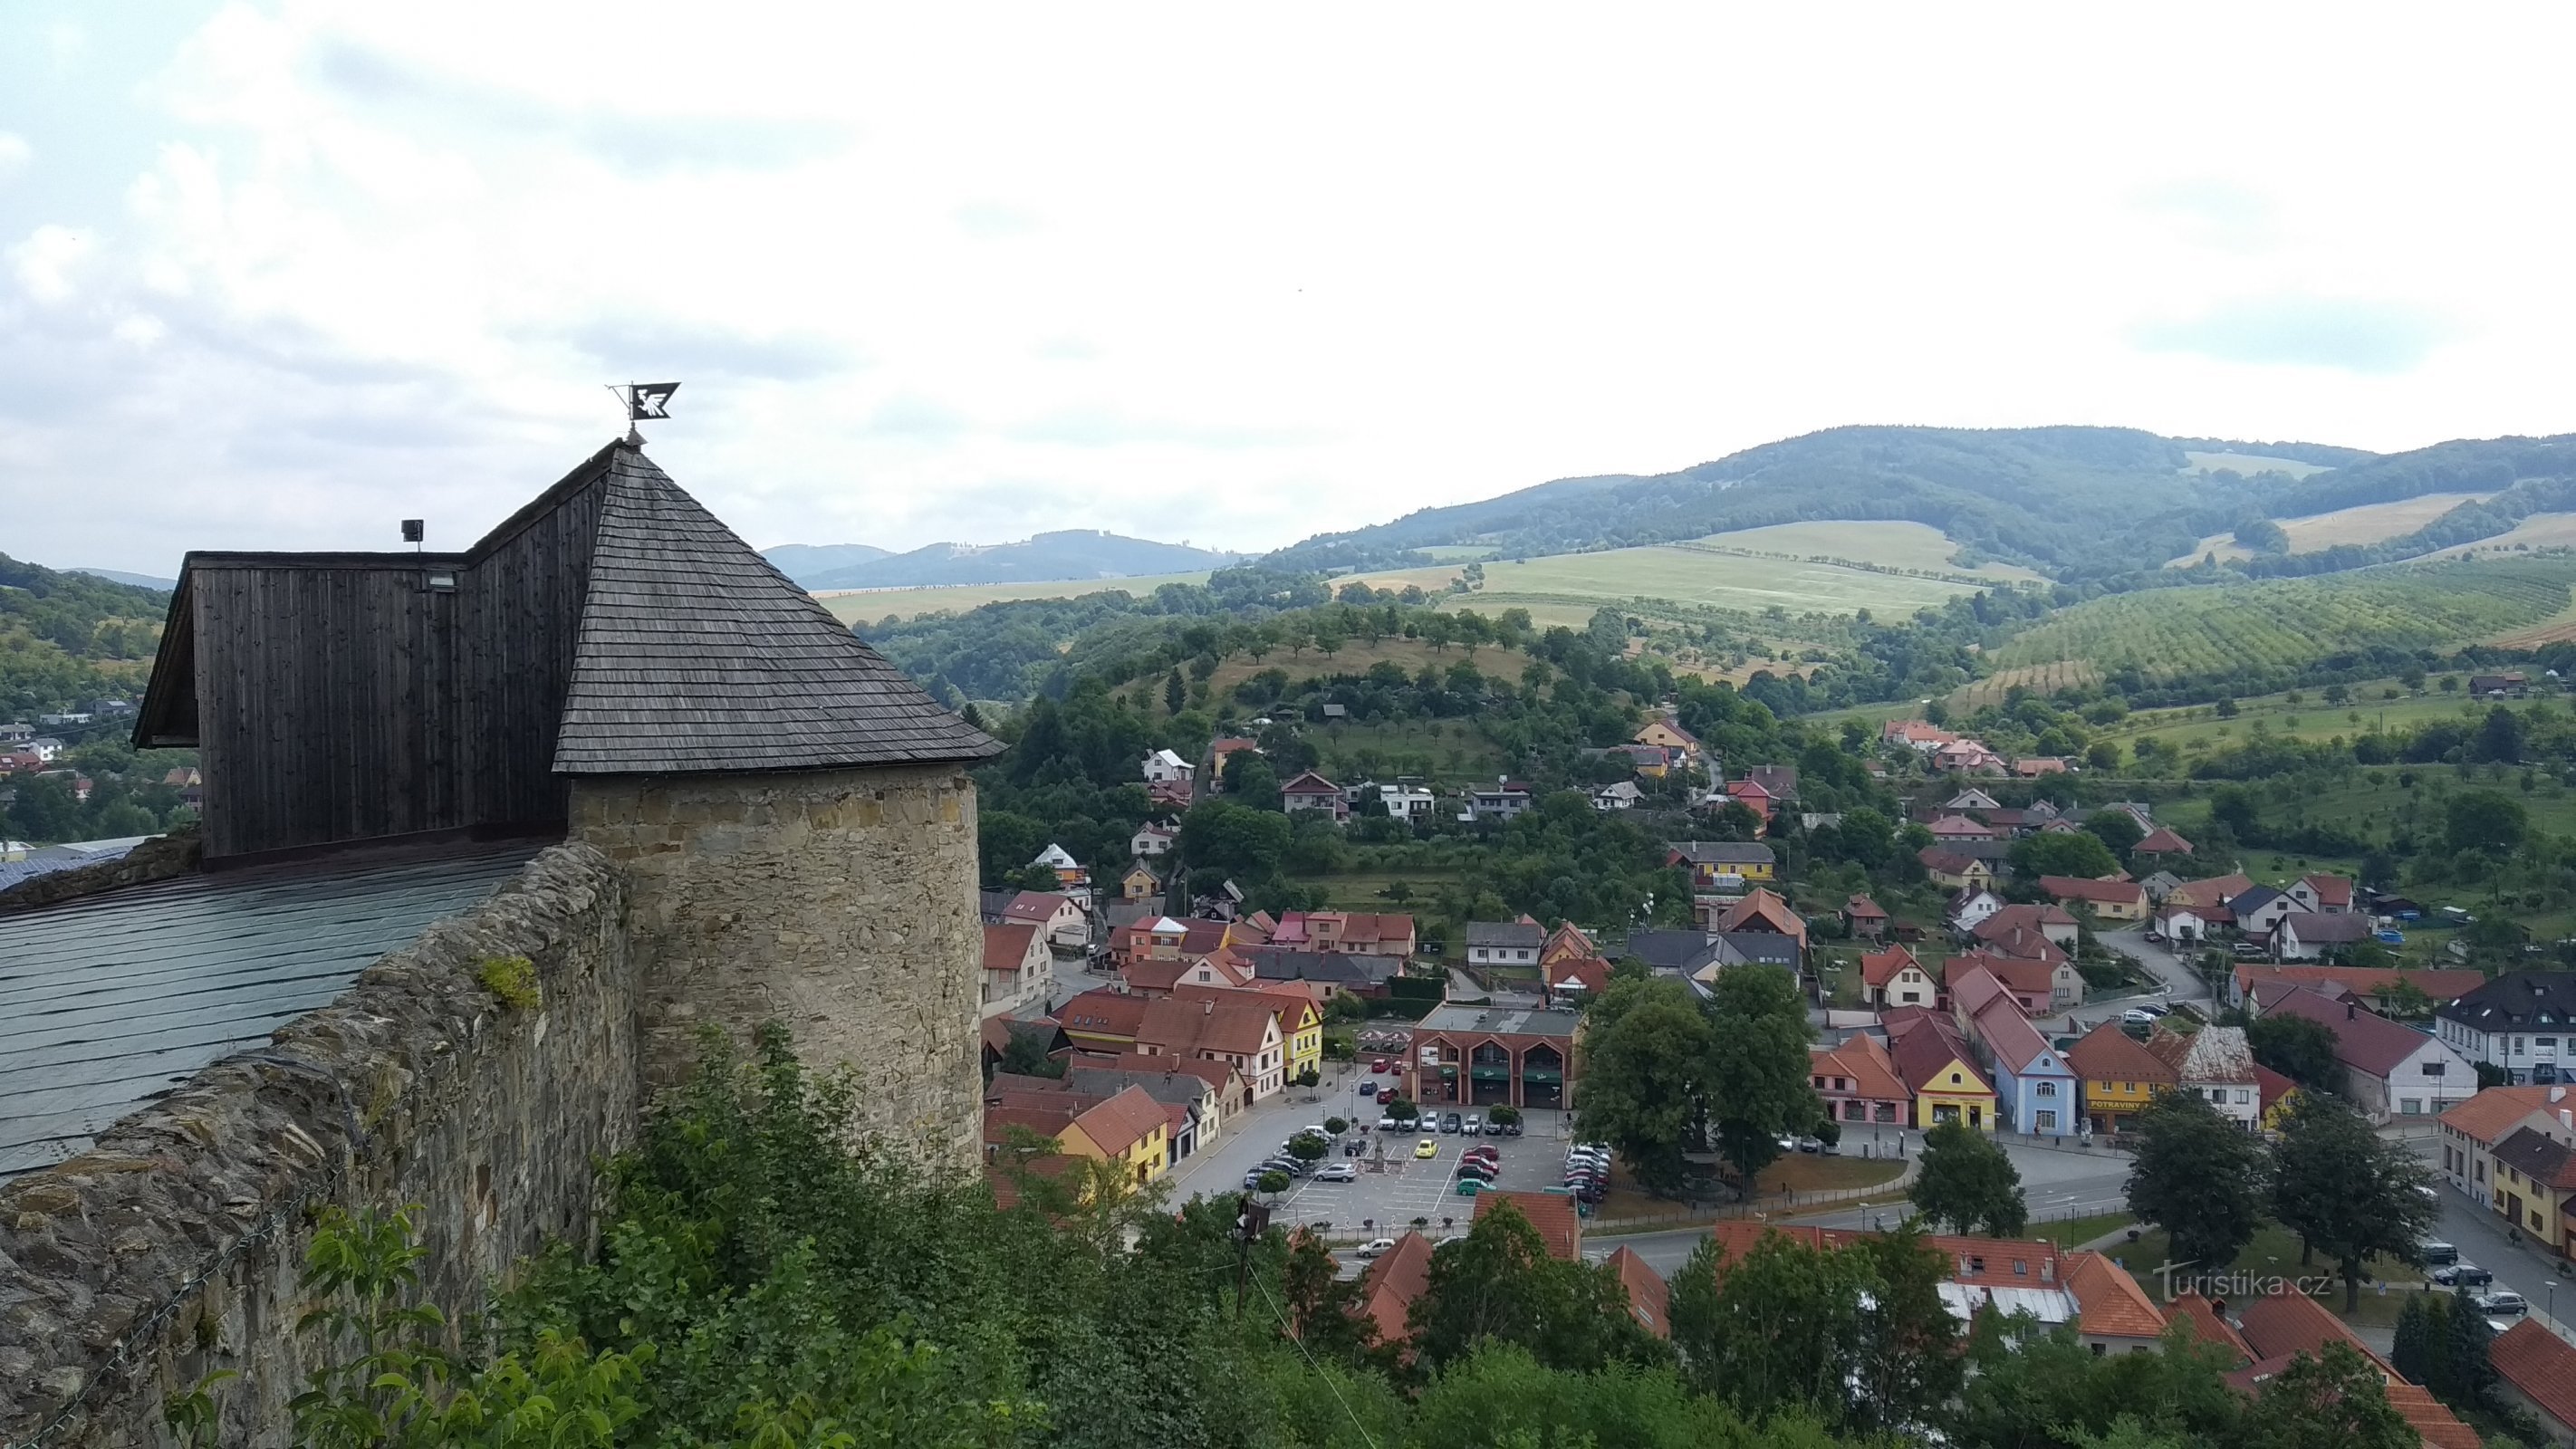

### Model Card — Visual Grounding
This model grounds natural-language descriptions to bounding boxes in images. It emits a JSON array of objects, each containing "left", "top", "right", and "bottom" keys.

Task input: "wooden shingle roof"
[{"left": 553, "top": 446, "right": 999, "bottom": 774}]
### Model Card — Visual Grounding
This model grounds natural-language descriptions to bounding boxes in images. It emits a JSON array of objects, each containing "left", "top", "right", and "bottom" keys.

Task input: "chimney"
[{"left": 2347, "top": 1002, "right": 2356, "bottom": 1021}]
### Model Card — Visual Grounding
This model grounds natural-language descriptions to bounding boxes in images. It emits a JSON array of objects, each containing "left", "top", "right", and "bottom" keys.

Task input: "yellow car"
[{"left": 1415, "top": 1137, "right": 1438, "bottom": 1159}]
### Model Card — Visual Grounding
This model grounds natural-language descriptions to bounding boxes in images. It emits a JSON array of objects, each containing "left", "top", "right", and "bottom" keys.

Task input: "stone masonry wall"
[
  {"left": 0, "top": 845, "right": 634, "bottom": 1448},
  {"left": 572, "top": 764, "right": 985, "bottom": 1174}
]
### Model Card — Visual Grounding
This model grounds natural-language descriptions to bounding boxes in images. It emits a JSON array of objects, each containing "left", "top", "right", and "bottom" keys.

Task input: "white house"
[
  {"left": 2230, "top": 886, "right": 2295, "bottom": 939},
  {"left": 1465, "top": 919, "right": 1544, "bottom": 968},
  {"left": 980, "top": 921, "right": 1054, "bottom": 1019},
  {"left": 1004, "top": 890, "right": 1090, "bottom": 950},
  {"left": 1143, "top": 748, "right": 1195, "bottom": 785},
  {"left": 1131, "top": 820, "right": 1178, "bottom": 858},
  {"left": 2436, "top": 971, "right": 2576, "bottom": 1085},
  {"left": 2145, "top": 1025, "right": 2261, "bottom": 1130},
  {"left": 2273, "top": 911, "right": 2376, "bottom": 962},
  {"left": 1593, "top": 781, "right": 1644, "bottom": 811},
  {"left": 2286, "top": 874, "right": 2356, "bottom": 916},
  {"left": 1948, "top": 888, "right": 2007, "bottom": 935},
  {"left": 1378, "top": 782, "right": 1437, "bottom": 824},
  {"left": 2253, "top": 986, "right": 2477, "bottom": 1123}
]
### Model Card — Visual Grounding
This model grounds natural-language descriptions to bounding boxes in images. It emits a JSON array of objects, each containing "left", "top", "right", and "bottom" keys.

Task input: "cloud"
[
  {"left": 558, "top": 318, "right": 857, "bottom": 384},
  {"left": 9, "top": 225, "right": 91, "bottom": 302},
  {"left": 2129, "top": 295, "right": 2450, "bottom": 376},
  {"left": 952, "top": 201, "right": 1041, "bottom": 239},
  {"left": 0, "top": 133, "right": 28, "bottom": 182}
]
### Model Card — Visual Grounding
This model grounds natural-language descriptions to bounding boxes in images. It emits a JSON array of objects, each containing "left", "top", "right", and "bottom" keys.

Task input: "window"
[
  {"left": 2036, "top": 1081, "right": 2058, "bottom": 1098},
  {"left": 2012, "top": 1260, "right": 2027, "bottom": 1276},
  {"left": 2036, "top": 1110, "right": 2058, "bottom": 1131},
  {"left": 2235, "top": 1089, "right": 2251, "bottom": 1105},
  {"left": 2401, "top": 1099, "right": 2422, "bottom": 1116},
  {"left": 2514, "top": 1037, "right": 2526, "bottom": 1055},
  {"left": 2477, "top": 1161, "right": 2486, "bottom": 1182},
  {"left": 1968, "top": 1255, "right": 1986, "bottom": 1273},
  {"left": 2539, "top": 1039, "right": 2559, "bottom": 1056},
  {"left": 2423, "top": 1061, "right": 2445, "bottom": 1076},
  {"left": 2123, "top": 1082, "right": 2135, "bottom": 1094}
]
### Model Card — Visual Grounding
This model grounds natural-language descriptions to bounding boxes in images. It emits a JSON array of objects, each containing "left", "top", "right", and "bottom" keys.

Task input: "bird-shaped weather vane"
[{"left": 610, "top": 381, "right": 680, "bottom": 446}]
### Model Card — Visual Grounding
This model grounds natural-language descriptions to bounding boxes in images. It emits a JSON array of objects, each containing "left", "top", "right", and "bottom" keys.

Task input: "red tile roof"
[
  {"left": 1057, "top": 987, "right": 1151, "bottom": 1041},
  {"left": 1812, "top": 1032, "right": 1910, "bottom": 1104},
  {"left": 1975, "top": 903, "right": 2077, "bottom": 937},
  {"left": 1356, "top": 1233, "right": 1435, "bottom": 1347},
  {"left": 2437, "top": 1085, "right": 2567, "bottom": 1146},
  {"left": 2167, "top": 1292, "right": 2251, "bottom": 1364},
  {"left": 2491, "top": 1318, "right": 2576, "bottom": 1434},
  {"left": 1475, "top": 1190, "right": 1583, "bottom": 1261},
  {"left": 1004, "top": 890, "right": 1075, "bottom": 923},
  {"left": 1843, "top": 893, "right": 1889, "bottom": 920},
  {"left": 1715, "top": 888, "right": 1806, "bottom": 945},
  {"left": 983, "top": 921, "right": 1042, "bottom": 973},
  {"left": 1068, "top": 1085, "right": 1168, "bottom": 1157},
  {"left": 2165, "top": 874, "right": 2254, "bottom": 909},
  {"left": 2235, "top": 964, "right": 2486, "bottom": 1005},
  {"left": 2296, "top": 873, "right": 2355, "bottom": 909},
  {"left": 1886, "top": 1012, "right": 1993, "bottom": 1096},
  {"left": 2064, "top": 1252, "right": 2166, "bottom": 1339},
  {"left": 1605, "top": 1246, "right": 1669, "bottom": 1337},
  {"left": 1948, "top": 950, "right": 2062, "bottom": 1003},
  {"left": 2065, "top": 1021, "right": 2179, "bottom": 1087},
  {"left": 2254, "top": 986, "right": 2446, "bottom": 1078},
  {"left": 1860, "top": 944, "right": 1928, "bottom": 990},
  {"left": 1137, "top": 996, "right": 1279, "bottom": 1058},
  {"left": 2235, "top": 1290, "right": 2371, "bottom": 1367},
  {"left": 2040, "top": 875, "right": 2148, "bottom": 908}
]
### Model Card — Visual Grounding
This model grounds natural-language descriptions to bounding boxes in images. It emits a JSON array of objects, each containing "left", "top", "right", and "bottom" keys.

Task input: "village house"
[
  {"left": 1004, "top": 889, "right": 1090, "bottom": 950},
  {"left": 1841, "top": 893, "right": 1889, "bottom": 942},
  {"left": 1142, "top": 748, "right": 1194, "bottom": 786},
  {"left": 1933, "top": 739, "right": 2008, "bottom": 775},
  {"left": 1175, "top": 984, "right": 1322, "bottom": 1084},
  {"left": 2197, "top": 1291, "right": 2481, "bottom": 1446},
  {"left": 1206, "top": 736, "right": 1262, "bottom": 785},
  {"left": 1542, "top": 955, "right": 1615, "bottom": 1005},
  {"left": 2144, "top": 1024, "right": 2260, "bottom": 1130},
  {"left": 1540, "top": 921, "right": 1598, "bottom": 966},
  {"left": 1130, "top": 820, "right": 1177, "bottom": 858},
  {"left": 1373, "top": 781, "right": 1437, "bottom": 823},
  {"left": 1885, "top": 1008, "right": 1997, "bottom": 1130},
  {"left": 1919, "top": 847, "right": 1994, "bottom": 892},
  {"left": 1882, "top": 719, "right": 1956, "bottom": 753},
  {"left": 1118, "top": 860, "right": 1164, "bottom": 902},
  {"left": 2037, "top": 875, "right": 2148, "bottom": 922},
  {"left": 983, "top": 1081, "right": 1172, "bottom": 1187},
  {"left": 1591, "top": 780, "right": 1645, "bottom": 811},
  {"left": 1060, "top": 1062, "right": 1221, "bottom": 1160},
  {"left": 2284, "top": 873, "right": 2354, "bottom": 914},
  {"left": 2065, "top": 1021, "right": 2178, "bottom": 1136},
  {"left": 1058, "top": 986, "right": 1154, "bottom": 1055},
  {"left": 1465, "top": 919, "right": 1543, "bottom": 969},
  {"left": 2246, "top": 985, "right": 2476, "bottom": 1122},
  {"left": 2435, "top": 970, "right": 2576, "bottom": 1085},
  {"left": 1466, "top": 780, "right": 1536, "bottom": 821},
  {"left": 1743, "top": 764, "right": 1797, "bottom": 801},
  {"left": 2491, "top": 1122, "right": 2576, "bottom": 1257},
  {"left": 1633, "top": 716, "right": 1702, "bottom": 759},
  {"left": 2131, "top": 826, "right": 2193, "bottom": 858},
  {"left": 2489, "top": 1319, "right": 2576, "bottom": 1443},
  {"left": 1812, "top": 1032, "right": 1911, "bottom": 1127},
  {"left": 1710, "top": 888, "right": 1806, "bottom": 961},
  {"left": 1605, "top": 1247, "right": 1670, "bottom": 1339},
  {"left": 1030, "top": 843, "right": 1087, "bottom": 889},
  {"left": 1411, "top": 1003, "right": 1581, "bottom": 1110},
  {"left": 2136, "top": 869, "right": 2183, "bottom": 903},
  {"left": 2470, "top": 671, "right": 2530, "bottom": 698},
  {"left": 1134, "top": 994, "right": 1286, "bottom": 1100},
  {"left": 2228, "top": 964, "right": 2483, "bottom": 1013},
  {"left": 1947, "top": 886, "right": 2007, "bottom": 934},
  {"left": 1972, "top": 902, "right": 2080, "bottom": 953},
  {"left": 1267, "top": 909, "right": 1416, "bottom": 958},
  {"left": 1278, "top": 769, "right": 1349, "bottom": 822},
  {"left": 1859, "top": 944, "right": 1938, "bottom": 1010},
  {"left": 2270, "top": 910, "right": 2375, "bottom": 962},
  {"left": 1722, "top": 777, "right": 1776, "bottom": 821},
  {"left": 2227, "top": 885, "right": 2294, "bottom": 938},
  {"left": 1946, "top": 949, "right": 2081, "bottom": 1015},
  {"left": 1944, "top": 788, "right": 2003, "bottom": 812},
  {"left": 2437, "top": 1084, "right": 2576, "bottom": 1213},
  {"left": 1927, "top": 814, "right": 1998, "bottom": 842},
  {"left": 1474, "top": 1190, "right": 1584, "bottom": 1261},
  {"left": 980, "top": 921, "right": 1053, "bottom": 1019},
  {"left": 1668, "top": 839, "right": 1778, "bottom": 886},
  {"left": 2011, "top": 756, "right": 2072, "bottom": 778}
]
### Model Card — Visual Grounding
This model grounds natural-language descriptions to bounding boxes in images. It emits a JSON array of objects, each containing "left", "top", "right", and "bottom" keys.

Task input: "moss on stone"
[{"left": 474, "top": 955, "right": 542, "bottom": 1012}]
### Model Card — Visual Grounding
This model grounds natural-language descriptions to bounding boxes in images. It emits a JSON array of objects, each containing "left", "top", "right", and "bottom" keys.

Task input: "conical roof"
[{"left": 552, "top": 445, "right": 1000, "bottom": 774}]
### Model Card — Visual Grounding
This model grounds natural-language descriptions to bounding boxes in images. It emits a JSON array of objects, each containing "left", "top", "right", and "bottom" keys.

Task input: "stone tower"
[{"left": 552, "top": 446, "right": 1002, "bottom": 1171}]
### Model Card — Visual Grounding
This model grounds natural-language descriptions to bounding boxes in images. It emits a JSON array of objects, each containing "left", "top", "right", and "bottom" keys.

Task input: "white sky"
[{"left": 5, "top": 2, "right": 2574, "bottom": 576}]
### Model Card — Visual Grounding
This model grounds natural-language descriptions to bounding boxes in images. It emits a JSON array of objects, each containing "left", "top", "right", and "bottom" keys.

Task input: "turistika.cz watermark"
[{"left": 2148, "top": 1262, "right": 2341, "bottom": 1300}]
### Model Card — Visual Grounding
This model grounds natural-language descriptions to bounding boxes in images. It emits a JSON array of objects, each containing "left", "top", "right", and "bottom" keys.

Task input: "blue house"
[{"left": 1954, "top": 964, "right": 2081, "bottom": 1135}]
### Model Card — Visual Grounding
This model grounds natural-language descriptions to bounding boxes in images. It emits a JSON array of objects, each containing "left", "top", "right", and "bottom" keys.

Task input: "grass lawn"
[
  {"left": 1302, "top": 715, "right": 1514, "bottom": 788},
  {"left": 1687, "top": 521, "right": 2041, "bottom": 583},
  {"left": 1205, "top": 637, "right": 1536, "bottom": 704},
  {"left": 817, "top": 571, "right": 1211, "bottom": 624},
  {"left": 2101, "top": 681, "right": 2515, "bottom": 754},
  {"left": 2113, "top": 1222, "right": 2431, "bottom": 1327},
  {"left": 1761, "top": 1155, "right": 1905, "bottom": 1194},
  {"left": 2022, "top": 1212, "right": 2140, "bottom": 1251},
  {"left": 1304, "top": 869, "right": 1463, "bottom": 913}
]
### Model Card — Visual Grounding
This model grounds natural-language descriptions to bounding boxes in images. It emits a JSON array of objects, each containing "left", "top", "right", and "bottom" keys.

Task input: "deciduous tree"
[
  {"left": 1910, "top": 1121, "right": 2029, "bottom": 1236},
  {"left": 2270, "top": 1092, "right": 2437, "bottom": 1308},
  {"left": 2126, "top": 1089, "right": 2269, "bottom": 1286}
]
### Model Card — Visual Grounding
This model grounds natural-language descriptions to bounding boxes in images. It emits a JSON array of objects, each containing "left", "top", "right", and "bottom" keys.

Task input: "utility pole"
[{"left": 1233, "top": 1193, "right": 1268, "bottom": 1322}]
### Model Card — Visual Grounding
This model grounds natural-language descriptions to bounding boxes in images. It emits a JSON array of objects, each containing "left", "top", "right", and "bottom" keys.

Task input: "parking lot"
[{"left": 1168, "top": 1061, "right": 1582, "bottom": 1243}]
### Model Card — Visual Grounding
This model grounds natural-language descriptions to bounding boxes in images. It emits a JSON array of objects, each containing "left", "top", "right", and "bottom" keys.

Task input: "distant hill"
[
  {"left": 0, "top": 555, "right": 169, "bottom": 718},
  {"left": 761, "top": 544, "right": 890, "bottom": 585},
  {"left": 1269, "top": 426, "right": 2576, "bottom": 585},
  {"left": 69, "top": 567, "right": 178, "bottom": 590},
  {"left": 790, "top": 531, "right": 1241, "bottom": 590}
]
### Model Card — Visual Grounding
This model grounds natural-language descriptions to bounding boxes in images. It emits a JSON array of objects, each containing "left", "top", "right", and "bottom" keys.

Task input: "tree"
[
  {"left": 995, "top": 1023, "right": 1066, "bottom": 1081},
  {"left": 1573, "top": 981, "right": 1715, "bottom": 1196},
  {"left": 1164, "top": 668, "right": 1186, "bottom": 715},
  {"left": 2127, "top": 1089, "right": 2269, "bottom": 1285},
  {"left": 1845, "top": 1221, "right": 1966, "bottom": 1432},
  {"left": 1667, "top": 1231, "right": 1870, "bottom": 1422},
  {"left": 2445, "top": 790, "right": 2527, "bottom": 856},
  {"left": 2235, "top": 1341, "right": 2417, "bottom": 1449},
  {"left": 2475, "top": 705, "right": 2525, "bottom": 763},
  {"left": 1257, "top": 1168, "right": 1291, "bottom": 1196},
  {"left": 1286, "top": 1131, "right": 1329, "bottom": 1164},
  {"left": 1703, "top": 965, "right": 1820, "bottom": 1195},
  {"left": 2010, "top": 830, "right": 2120, "bottom": 880},
  {"left": 1910, "top": 1121, "right": 2029, "bottom": 1236},
  {"left": 1407, "top": 1200, "right": 1660, "bottom": 1375},
  {"left": 2389, "top": 1291, "right": 2438, "bottom": 1391},
  {"left": 1279, "top": 1229, "right": 1380, "bottom": 1371},
  {"left": 2245, "top": 1013, "right": 2341, "bottom": 1091},
  {"left": 2083, "top": 811, "right": 2146, "bottom": 862},
  {"left": 1177, "top": 798, "right": 1291, "bottom": 877},
  {"left": 2443, "top": 1282, "right": 2496, "bottom": 1407},
  {"left": 1487, "top": 1105, "right": 1521, "bottom": 1128},
  {"left": 2270, "top": 1093, "right": 2437, "bottom": 1309}
]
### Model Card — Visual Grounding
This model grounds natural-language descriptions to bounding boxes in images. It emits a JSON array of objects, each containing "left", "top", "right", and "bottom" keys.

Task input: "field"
[
  {"left": 1951, "top": 661, "right": 2100, "bottom": 712},
  {"left": 816, "top": 571, "right": 1212, "bottom": 625},
  {"left": 2100, "top": 682, "right": 2501, "bottom": 753},
  {"left": 1346, "top": 538, "right": 2018, "bottom": 627},
  {"left": 2167, "top": 492, "right": 2496, "bottom": 565},
  {"left": 2427, "top": 511, "right": 2576, "bottom": 562},
  {"left": 1685, "top": 521, "right": 2042, "bottom": 582},
  {"left": 2181, "top": 449, "right": 2333, "bottom": 479},
  {"left": 1990, "top": 558, "right": 2576, "bottom": 686}
]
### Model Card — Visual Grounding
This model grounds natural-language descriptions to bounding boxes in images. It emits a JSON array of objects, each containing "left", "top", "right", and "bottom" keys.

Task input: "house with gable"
[
  {"left": 1119, "top": 860, "right": 1165, "bottom": 902},
  {"left": 1634, "top": 716, "right": 1702, "bottom": 760},
  {"left": 1812, "top": 1032, "right": 1911, "bottom": 1128},
  {"left": 1668, "top": 840, "right": 1777, "bottom": 885},
  {"left": 1841, "top": 893, "right": 1889, "bottom": 942},
  {"left": 1970, "top": 995, "right": 2078, "bottom": 1134},
  {"left": 1712, "top": 888, "right": 1806, "bottom": 964},
  {"left": 1143, "top": 748, "right": 1195, "bottom": 786},
  {"left": 2437, "top": 1085, "right": 2576, "bottom": 1210},
  {"left": 2271, "top": 910, "right": 2375, "bottom": 962},
  {"left": 1885, "top": 1008, "right": 1996, "bottom": 1129},
  {"left": 2066, "top": 1021, "right": 2178, "bottom": 1135},
  {"left": 2144, "top": 1024, "right": 2260, "bottom": 1129},
  {"left": 2286, "top": 873, "right": 2355, "bottom": 915},
  {"left": 1860, "top": 944, "right": 1938, "bottom": 1010},
  {"left": 1882, "top": 719, "right": 1956, "bottom": 753},
  {"left": 980, "top": 921, "right": 1053, "bottom": 1019},
  {"left": 1743, "top": 764, "right": 1797, "bottom": 801},
  {"left": 2247, "top": 985, "right": 2475, "bottom": 1122},
  {"left": 2434, "top": 970, "right": 2576, "bottom": 1085},
  {"left": 1176, "top": 984, "right": 1322, "bottom": 1085},
  {"left": 1947, "top": 886, "right": 2007, "bottom": 933},
  {"left": 1004, "top": 890, "right": 1090, "bottom": 949},
  {"left": 2131, "top": 826, "right": 2193, "bottom": 858},
  {"left": 2489, "top": 1319, "right": 2576, "bottom": 1445},
  {"left": 1722, "top": 777, "right": 1776, "bottom": 821},
  {"left": 1279, "top": 770, "right": 1349, "bottom": 822},
  {"left": 1130, "top": 820, "right": 1177, "bottom": 858},
  {"left": 2229, "top": 885, "right": 2294, "bottom": 939},
  {"left": 1972, "top": 902, "right": 2080, "bottom": 953},
  {"left": 2038, "top": 875, "right": 2148, "bottom": 923},
  {"left": 1134, "top": 995, "right": 1285, "bottom": 1100},
  {"left": 1919, "top": 847, "right": 1994, "bottom": 892}
]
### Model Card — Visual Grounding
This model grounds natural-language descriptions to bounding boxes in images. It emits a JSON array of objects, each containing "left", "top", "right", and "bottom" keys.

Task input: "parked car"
[
  {"left": 1243, "top": 1170, "right": 1271, "bottom": 1190},
  {"left": 2434, "top": 1262, "right": 2493, "bottom": 1287},
  {"left": 1314, "top": 1163, "right": 1358, "bottom": 1184},
  {"left": 1794, "top": 1136, "right": 1823, "bottom": 1154},
  {"left": 1464, "top": 1113, "right": 1483, "bottom": 1136},
  {"left": 1441, "top": 1112, "right": 1464, "bottom": 1135},
  {"left": 1358, "top": 1080, "right": 1378, "bottom": 1099},
  {"left": 1456, "top": 1177, "right": 1487, "bottom": 1195},
  {"left": 1342, "top": 1138, "right": 1366, "bottom": 1156},
  {"left": 1456, "top": 1162, "right": 1497, "bottom": 1183},
  {"left": 2419, "top": 1240, "right": 2458, "bottom": 1267},
  {"left": 2122, "top": 1008, "right": 2158, "bottom": 1025},
  {"left": 2476, "top": 1291, "right": 2530, "bottom": 1317},
  {"left": 1377, "top": 1114, "right": 1402, "bottom": 1130},
  {"left": 1354, "top": 1238, "right": 1397, "bottom": 1259},
  {"left": 1371, "top": 1059, "right": 1392, "bottom": 1073},
  {"left": 1501, "top": 1118, "right": 1523, "bottom": 1137},
  {"left": 1463, "top": 1145, "right": 1501, "bottom": 1162},
  {"left": 1416, "top": 1137, "right": 1439, "bottom": 1159}
]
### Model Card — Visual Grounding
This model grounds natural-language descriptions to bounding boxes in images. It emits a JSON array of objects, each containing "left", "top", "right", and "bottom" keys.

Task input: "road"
[
  {"left": 2100, "top": 925, "right": 2217, "bottom": 1005},
  {"left": 2422, "top": 1137, "right": 2575, "bottom": 1341}
]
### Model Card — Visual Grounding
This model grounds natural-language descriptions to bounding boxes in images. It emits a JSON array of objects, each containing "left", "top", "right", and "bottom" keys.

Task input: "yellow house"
[
  {"left": 1889, "top": 1016, "right": 1996, "bottom": 1131},
  {"left": 1918, "top": 847, "right": 1994, "bottom": 892},
  {"left": 2065, "top": 1022, "right": 2180, "bottom": 1135},
  {"left": 1176, "top": 984, "right": 1322, "bottom": 1085},
  {"left": 1634, "top": 718, "right": 1700, "bottom": 756},
  {"left": 1120, "top": 861, "right": 1163, "bottom": 901},
  {"left": 1670, "top": 841, "right": 1777, "bottom": 885},
  {"left": 1057, "top": 1086, "right": 1173, "bottom": 1187}
]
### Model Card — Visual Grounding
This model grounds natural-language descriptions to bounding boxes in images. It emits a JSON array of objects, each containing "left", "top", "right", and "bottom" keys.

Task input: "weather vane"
[{"left": 610, "top": 381, "right": 680, "bottom": 445}]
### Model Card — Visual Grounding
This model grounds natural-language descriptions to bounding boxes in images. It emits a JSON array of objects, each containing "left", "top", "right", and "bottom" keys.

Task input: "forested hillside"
[
  {"left": 0, "top": 555, "right": 166, "bottom": 721},
  {"left": 783, "top": 530, "right": 1239, "bottom": 590}
]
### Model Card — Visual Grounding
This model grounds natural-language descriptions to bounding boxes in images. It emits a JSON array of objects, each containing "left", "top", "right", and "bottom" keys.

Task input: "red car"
[{"left": 1370, "top": 1058, "right": 1391, "bottom": 1073}]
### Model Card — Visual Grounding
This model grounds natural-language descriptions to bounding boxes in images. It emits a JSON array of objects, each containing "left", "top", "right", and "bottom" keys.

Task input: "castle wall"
[
  {"left": 0, "top": 846, "right": 633, "bottom": 1447},
  {"left": 571, "top": 763, "right": 986, "bottom": 1173}
]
